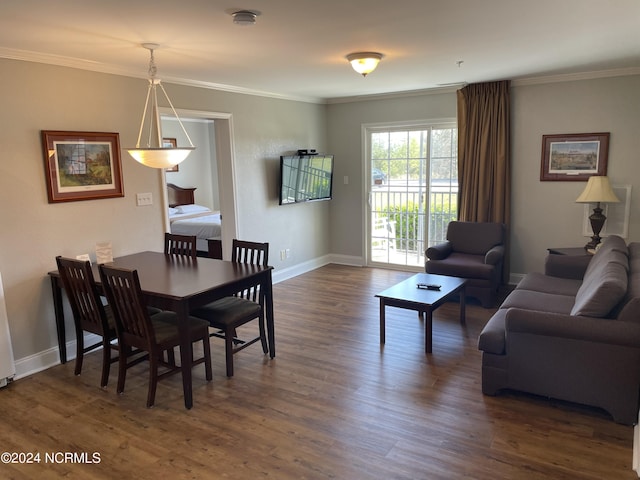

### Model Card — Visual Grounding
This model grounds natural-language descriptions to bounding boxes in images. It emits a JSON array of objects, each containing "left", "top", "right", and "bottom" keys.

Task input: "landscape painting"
[
  {"left": 42, "top": 131, "right": 124, "bottom": 203},
  {"left": 540, "top": 132, "right": 609, "bottom": 181}
]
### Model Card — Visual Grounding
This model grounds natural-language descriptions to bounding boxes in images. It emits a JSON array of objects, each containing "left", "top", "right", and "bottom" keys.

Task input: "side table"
[{"left": 547, "top": 247, "right": 594, "bottom": 256}]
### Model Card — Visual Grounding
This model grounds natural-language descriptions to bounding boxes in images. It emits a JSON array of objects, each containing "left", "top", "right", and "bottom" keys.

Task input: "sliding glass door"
[{"left": 366, "top": 123, "right": 458, "bottom": 268}]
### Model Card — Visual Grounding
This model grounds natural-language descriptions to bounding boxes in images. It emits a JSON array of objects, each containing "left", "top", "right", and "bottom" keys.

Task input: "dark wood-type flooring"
[{"left": 1, "top": 265, "right": 636, "bottom": 479}]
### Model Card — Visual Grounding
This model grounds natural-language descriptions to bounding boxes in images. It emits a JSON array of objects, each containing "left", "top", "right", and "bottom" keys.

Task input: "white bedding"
[{"left": 169, "top": 205, "right": 221, "bottom": 251}]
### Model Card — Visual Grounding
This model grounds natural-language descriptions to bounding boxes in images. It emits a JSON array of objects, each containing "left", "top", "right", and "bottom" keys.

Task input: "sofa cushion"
[
  {"left": 500, "top": 289, "right": 575, "bottom": 314},
  {"left": 426, "top": 253, "right": 495, "bottom": 280},
  {"left": 571, "top": 261, "right": 628, "bottom": 317},
  {"left": 613, "top": 242, "right": 640, "bottom": 324},
  {"left": 516, "top": 272, "right": 582, "bottom": 297},
  {"left": 581, "top": 235, "right": 628, "bottom": 282}
]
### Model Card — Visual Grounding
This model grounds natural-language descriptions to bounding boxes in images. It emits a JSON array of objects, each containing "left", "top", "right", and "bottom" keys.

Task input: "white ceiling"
[{"left": 1, "top": 0, "right": 639, "bottom": 102}]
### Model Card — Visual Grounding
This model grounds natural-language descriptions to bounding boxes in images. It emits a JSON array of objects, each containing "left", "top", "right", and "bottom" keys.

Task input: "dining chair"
[
  {"left": 98, "top": 264, "right": 212, "bottom": 407},
  {"left": 164, "top": 232, "right": 197, "bottom": 259},
  {"left": 191, "top": 239, "right": 269, "bottom": 377},
  {"left": 55, "top": 256, "right": 117, "bottom": 387}
]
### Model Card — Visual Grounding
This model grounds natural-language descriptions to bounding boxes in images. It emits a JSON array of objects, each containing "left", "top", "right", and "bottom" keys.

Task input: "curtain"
[
  {"left": 456, "top": 80, "right": 511, "bottom": 282},
  {"left": 456, "top": 80, "right": 510, "bottom": 224}
]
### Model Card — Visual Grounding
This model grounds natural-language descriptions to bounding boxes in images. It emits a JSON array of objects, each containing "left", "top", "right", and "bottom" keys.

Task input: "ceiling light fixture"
[
  {"left": 346, "top": 52, "right": 383, "bottom": 77},
  {"left": 232, "top": 10, "right": 259, "bottom": 26},
  {"left": 127, "top": 43, "right": 195, "bottom": 169}
]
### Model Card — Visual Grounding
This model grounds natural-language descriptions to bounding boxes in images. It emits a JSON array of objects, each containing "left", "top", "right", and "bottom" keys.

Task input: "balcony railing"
[{"left": 371, "top": 182, "right": 457, "bottom": 266}]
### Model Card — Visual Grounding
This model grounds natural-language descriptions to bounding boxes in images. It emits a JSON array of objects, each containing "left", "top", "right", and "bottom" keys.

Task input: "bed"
[{"left": 167, "top": 183, "right": 221, "bottom": 253}]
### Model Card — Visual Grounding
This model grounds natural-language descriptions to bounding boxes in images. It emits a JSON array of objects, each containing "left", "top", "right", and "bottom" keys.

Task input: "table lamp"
[{"left": 575, "top": 175, "right": 620, "bottom": 251}]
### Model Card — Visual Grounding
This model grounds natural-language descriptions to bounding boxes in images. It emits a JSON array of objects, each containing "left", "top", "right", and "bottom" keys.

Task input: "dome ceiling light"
[
  {"left": 231, "top": 10, "right": 260, "bottom": 26},
  {"left": 346, "top": 52, "right": 384, "bottom": 77}
]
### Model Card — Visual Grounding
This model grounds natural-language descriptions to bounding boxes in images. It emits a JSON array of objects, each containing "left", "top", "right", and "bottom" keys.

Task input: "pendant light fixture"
[
  {"left": 127, "top": 43, "right": 195, "bottom": 169},
  {"left": 346, "top": 52, "right": 383, "bottom": 77}
]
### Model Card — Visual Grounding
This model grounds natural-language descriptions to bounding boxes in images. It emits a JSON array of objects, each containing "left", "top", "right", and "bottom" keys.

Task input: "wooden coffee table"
[{"left": 375, "top": 273, "right": 466, "bottom": 354}]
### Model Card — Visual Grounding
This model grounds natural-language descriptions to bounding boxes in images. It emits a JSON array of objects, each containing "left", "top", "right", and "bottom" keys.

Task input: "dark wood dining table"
[{"left": 48, "top": 251, "right": 275, "bottom": 409}]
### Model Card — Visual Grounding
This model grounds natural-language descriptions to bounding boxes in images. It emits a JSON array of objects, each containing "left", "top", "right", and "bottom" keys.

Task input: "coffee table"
[{"left": 375, "top": 273, "right": 466, "bottom": 354}]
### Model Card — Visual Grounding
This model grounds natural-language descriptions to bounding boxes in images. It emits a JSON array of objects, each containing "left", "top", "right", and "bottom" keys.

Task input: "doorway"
[{"left": 160, "top": 109, "right": 238, "bottom": 257}]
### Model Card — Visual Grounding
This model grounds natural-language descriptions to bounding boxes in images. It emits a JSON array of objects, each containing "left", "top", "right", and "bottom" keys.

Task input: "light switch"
[{"left": 136, "top": 192, "right": 153, "bottom": 206}]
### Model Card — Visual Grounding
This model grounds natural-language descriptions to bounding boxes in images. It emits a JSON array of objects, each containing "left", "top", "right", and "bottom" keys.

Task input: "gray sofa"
[{"left": 478, "top": 235, "right": 640, "bottom": 424}]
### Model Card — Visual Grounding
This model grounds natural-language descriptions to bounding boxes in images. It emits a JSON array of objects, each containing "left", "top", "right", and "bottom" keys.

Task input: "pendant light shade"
[
  {"left": 346, "top": 52, "right": 383, "bottom": 77},
  {"left": 127, "top": 44, "right": 195, "bottom": 169}
]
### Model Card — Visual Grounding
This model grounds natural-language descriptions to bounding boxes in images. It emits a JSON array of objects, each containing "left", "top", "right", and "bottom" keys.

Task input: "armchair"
[{"left": 425, "top": 221, "right": 505, "bottom": 307}]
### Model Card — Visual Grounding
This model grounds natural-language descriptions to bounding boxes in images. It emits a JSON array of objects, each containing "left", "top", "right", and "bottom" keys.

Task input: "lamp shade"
[
  {"left": 346, "top": 52, "right": 383, "bottom": 76},
  {"left": 575, "top": 176, "right": 620, "bottom": 203},
  {"left": 127, "top": 147, "right": 195, "bottom": 169}
]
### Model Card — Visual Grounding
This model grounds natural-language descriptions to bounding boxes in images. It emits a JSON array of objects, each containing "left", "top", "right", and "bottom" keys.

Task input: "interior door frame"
[{"left": 160, "top": 108, "right": 238, "bottom": 258}]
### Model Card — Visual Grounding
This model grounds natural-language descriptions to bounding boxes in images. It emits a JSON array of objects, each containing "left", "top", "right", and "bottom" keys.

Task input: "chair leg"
[
  {"left": 117, "top": 345, "right": 129, "bottom": 395},
  {"left": 224, "top": 328, "right": 235, "bottom": 377},
  {"left": 147, "top": 353, "right": 159, "bottom": 408},
  {"left": 74, "top": 330, "right": 84, "bottom": 376},
  {"left": 202, "top": 337, "right": 213, "bottom": 381},
  {"left": 100, "top": 339, "right": 111, "bottom": 388},
  {"left": 258, "top": 315, "right": 268, "bottom": 354}
]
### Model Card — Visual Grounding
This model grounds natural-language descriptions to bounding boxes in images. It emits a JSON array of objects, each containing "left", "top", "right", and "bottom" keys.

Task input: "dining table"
[{"left": 48, "top": 251, "right": 275, "bottom": 409}]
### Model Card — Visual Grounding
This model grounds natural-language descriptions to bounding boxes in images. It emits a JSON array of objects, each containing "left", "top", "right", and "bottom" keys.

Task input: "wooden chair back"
[
  {"left": 231, "top": 239, "right": 269, "bottom": 303},
  {"left": 232, "top": 239, "right": 269, "bottom": 266},
  {"left": 55, "top": 256, "right": 109, "bottom": 336},
  {"left": 98, "top": 264, "right": 154, "bottom": 352},
  {"left": 164, "top": 232, "right": 197, "bottom": 259}
]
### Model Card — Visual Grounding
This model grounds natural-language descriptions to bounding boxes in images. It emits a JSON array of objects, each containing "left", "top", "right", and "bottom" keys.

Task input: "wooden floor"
[{"left": 1, "top": 264, "right": 637, "bottom": 479}]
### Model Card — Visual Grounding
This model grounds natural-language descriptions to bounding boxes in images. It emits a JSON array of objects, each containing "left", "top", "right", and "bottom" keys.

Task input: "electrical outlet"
[
  {"left": 285, "top": 249, "right": 291, "bottom": 259},
  {"left": 136, "top": 192, "right": 153, "bottom": 206}
]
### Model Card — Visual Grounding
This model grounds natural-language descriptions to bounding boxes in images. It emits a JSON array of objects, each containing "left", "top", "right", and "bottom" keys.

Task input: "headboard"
[{"left": 167, "top": 183, "right": 196, "bottom": 207}]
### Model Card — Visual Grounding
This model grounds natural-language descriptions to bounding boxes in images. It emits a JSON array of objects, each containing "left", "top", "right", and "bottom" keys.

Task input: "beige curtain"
[{"left": 456, "top": 80, "right": 510, "bottom": 224}]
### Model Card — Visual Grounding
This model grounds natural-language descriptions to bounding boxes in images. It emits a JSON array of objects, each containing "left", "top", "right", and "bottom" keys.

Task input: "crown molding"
[
  {"left": 510, "top": 67, "right": 640, "bottom": 87},
  {"left": 0, "top": 47, "right": 324, "bottom": 105},
  {"left": 2, "top": 47, "right": 639, "bottom": 105}
]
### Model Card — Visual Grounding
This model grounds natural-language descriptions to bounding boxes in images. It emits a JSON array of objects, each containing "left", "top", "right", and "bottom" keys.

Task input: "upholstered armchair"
[{"left": 425, "top": 221, "right": 505, "bottom": 307}]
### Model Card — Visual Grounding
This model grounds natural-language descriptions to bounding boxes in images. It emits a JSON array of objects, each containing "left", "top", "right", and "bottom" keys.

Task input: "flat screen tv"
[{"left": 279, "top": 154, "right": 334, "bottom": 205}]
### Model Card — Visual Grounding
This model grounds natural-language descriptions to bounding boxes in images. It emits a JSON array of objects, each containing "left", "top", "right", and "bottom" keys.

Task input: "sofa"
[
  {"left": 478, "top": 235, "right": 640, "bottom": 424},
  {"left": 425, "top": 221, "right": 505, "bottom": 307}
]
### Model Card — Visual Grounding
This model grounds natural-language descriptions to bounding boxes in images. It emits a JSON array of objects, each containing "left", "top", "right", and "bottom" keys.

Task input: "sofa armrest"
[
  {"left": 505, "top": 308, "right": 640, "bottom": 348},
  {"left": 485, "top": 245, "right": 504, "bottom": 265},
  {"left": 544, "top": 254, "right": 591, "bottom": 280},
  {"left": 426, "top": 241, "right": 452, "bottom": 260}
]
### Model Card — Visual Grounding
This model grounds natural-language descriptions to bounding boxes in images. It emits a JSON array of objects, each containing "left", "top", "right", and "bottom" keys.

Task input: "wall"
[
  {"left": 510, "top": 75, "right": 640, "bottom": 274},
  {"left": 0, "top": 58, "right": 327, "bottom": 374},
  {"left": 327, "top": 75, "right": 640, "bottom": 276},
  {"left": 326, "top": 91, "right": 457, "bottom": 259}
]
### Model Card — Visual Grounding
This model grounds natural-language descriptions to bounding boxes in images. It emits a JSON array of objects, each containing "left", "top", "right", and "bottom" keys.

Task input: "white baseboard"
[{"left": 13, "top": 332, "right": 103, "bottom": 380}]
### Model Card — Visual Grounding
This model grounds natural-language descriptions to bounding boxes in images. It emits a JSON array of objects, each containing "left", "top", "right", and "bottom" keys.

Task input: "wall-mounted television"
[{"left": 279, "top": 154, "right": 334, "bottom": 205}]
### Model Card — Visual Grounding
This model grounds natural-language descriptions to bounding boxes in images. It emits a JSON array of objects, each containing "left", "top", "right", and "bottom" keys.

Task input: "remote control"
[{"left": 417, "top": 283, "right": 441, "bottom": 290}]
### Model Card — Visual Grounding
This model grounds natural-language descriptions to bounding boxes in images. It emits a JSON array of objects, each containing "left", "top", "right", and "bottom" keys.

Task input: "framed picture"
[
  {"left": 163, "top": 138, "right": 179, "bottom": 172},
  {"left": 540, "top": 132, "right": 610, "bottom": 181},
  {"left": 42, "top": 131, "right": 124, "bottom": 203}
]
